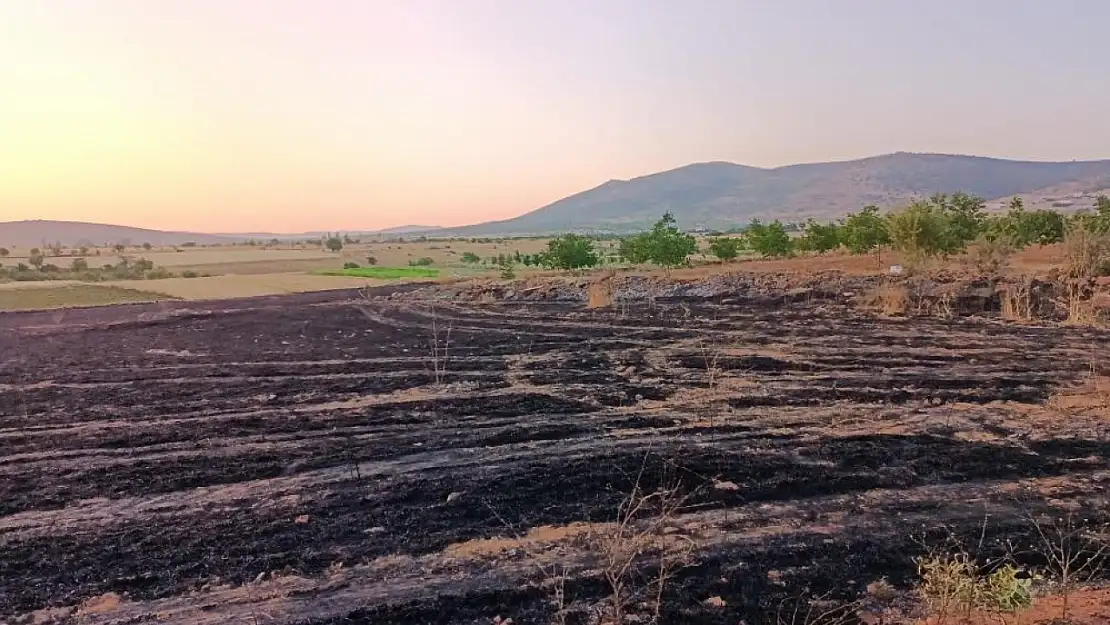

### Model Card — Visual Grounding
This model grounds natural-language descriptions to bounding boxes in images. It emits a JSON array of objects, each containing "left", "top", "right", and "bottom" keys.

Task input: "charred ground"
[{"left": 1, "top": 281, "right": 1108, "bottom": 624}]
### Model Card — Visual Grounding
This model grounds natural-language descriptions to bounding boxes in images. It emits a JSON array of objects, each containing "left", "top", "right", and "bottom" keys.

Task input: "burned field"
[{"left": 1, "top": 284, "right": 1108, "bottom": 624}]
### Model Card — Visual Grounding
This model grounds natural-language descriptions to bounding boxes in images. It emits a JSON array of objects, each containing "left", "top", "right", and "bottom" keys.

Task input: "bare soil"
[{"left": 1, "top": 279, "right": 1108, "bottom": 624}]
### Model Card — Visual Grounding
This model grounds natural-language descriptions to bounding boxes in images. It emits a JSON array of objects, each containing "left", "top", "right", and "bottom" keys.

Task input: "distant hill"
[
  {"left": 435, "top": 152, "right": 1110, "bottom": 235},
  {"left": 0, "top": 220, "right": 239, "bottom": 247}
]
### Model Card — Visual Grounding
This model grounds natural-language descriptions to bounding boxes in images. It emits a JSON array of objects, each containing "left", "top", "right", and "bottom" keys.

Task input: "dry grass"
[
  {"left": 105, "top": 273, "right": 392, "bottom": 300},
  {"left": 0, "top": 284, "right": 174, "bottom": 311},
  {"left": 862, "top": 283, "right": 910, "bottom": 316}
]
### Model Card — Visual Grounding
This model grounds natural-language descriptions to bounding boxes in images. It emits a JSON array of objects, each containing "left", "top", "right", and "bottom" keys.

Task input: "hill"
[
  {"left": 0, "top": 220, "right": 239, "bottom": 247},
  {"left": 437, "top": 152, "right": 1110, "bottom": 235}
]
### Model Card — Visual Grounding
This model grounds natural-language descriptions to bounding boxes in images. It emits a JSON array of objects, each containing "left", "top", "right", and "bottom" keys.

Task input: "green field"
[{"left": 316, "top": 266, "right": 440, "bottom": 279}]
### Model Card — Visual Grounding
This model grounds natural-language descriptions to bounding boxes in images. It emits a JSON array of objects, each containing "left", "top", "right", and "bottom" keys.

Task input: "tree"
[
  {"left": 932, "top": 192, "right": 986, "bottom": 253},
  {"left": 461, "top": 252, "right": 482, "bottom": 264},
  {"left": 886, "top": 200, "right": 951, "bottom": 267},
  {"left": 70, "top": 258, "right": 89, "bottom": 272},
  {"left": 619, "top": 213, "right": 697, "bottom": 267},
  {"left": 113, "top": 244, "right": 126, "bottom": 255},
  {"left": 142, "top": 242, "right": 153, "bottom": 251},
  {"left": 29, "top": 248, "right": 44, "bottom": 268},
  {"left": 325, "top": 237, "right": 343, "bottom": 252},
  {"left": 0, "top": 248, "right": 8, "bottom": 257},
  {"left": 797, "top": 219, "right": 841, "bottom": 254},
  {"left": 365, "top": 256, "right": 378, "bottom": 266},
  {"left": 707, "top": 237, "right": 742, "bottom": 261},
  {"left": 841, "top": 205, "right": 891, "bottom": 256},
  {"left": 743, "top": 219, "right": 792, "bottom": 258},
  {"left": 541, "top": 234, "right": 600, "bottom": 270}
]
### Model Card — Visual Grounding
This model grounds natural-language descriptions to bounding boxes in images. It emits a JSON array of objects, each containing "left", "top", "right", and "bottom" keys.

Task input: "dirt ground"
[{"left": 1, "top": 278, "right": 1108, "bottom": 624}]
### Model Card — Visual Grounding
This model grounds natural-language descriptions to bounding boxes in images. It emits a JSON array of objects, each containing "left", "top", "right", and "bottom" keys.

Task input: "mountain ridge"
[{"left": 4, "top": 152, "right": 1110, "bottom": 243}]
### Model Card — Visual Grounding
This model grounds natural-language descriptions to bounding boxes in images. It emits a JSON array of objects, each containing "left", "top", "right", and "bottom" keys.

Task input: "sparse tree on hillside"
[
  {"left": 540, "top": 234, "right": 600, "bottom": 270},
  {"left": 619, "top": 213, "right": 698, "bottom": 267},
  {"left": 707, "top": 236, "right": 742, "bottom": 261},
  {"left": 325, "top": 237, "right": 343, "bottom": 252}
]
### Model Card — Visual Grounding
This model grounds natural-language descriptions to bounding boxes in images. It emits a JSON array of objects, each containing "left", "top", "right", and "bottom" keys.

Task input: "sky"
[{"left": 2, "top": 0, "right": 1109, "bottom": 233}]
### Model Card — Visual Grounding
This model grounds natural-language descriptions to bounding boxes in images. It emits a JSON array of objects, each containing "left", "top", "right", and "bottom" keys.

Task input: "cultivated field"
[{"left": 1, "top": 278, "right": 1108, "bottom": 624}]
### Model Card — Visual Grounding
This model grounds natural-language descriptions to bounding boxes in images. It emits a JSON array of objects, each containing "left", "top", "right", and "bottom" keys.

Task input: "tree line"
[{"left": 527, "top": 194, "right": 1110, "bottom": 271}]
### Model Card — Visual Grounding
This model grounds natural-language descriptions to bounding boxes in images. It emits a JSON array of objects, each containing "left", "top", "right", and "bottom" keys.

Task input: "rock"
[
  {"left": 713, "top": 480, "right": 740, "bottom": 491},
  {"left": 294, "top": 514, "right": 310, "bottom": 524},
  {"left": 446, "top": 491, "right": 464, "bottom": 503},
  {"left": 704, "top": 596, "right": 727, "bottom": 608}
]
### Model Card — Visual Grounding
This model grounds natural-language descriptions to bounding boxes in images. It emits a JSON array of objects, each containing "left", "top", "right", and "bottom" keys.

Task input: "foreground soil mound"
[{"left": 1, "top": 278, "right": 1107, "bottom": 624}]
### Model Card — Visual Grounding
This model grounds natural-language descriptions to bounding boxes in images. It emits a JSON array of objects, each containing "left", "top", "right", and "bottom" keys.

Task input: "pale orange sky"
[{"left": 2, "top": 1, "right": 1109, "bottom": 233}]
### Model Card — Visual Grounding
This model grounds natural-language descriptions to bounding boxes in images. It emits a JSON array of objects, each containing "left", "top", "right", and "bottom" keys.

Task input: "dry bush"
[
  {"left": 1062, "top": 226, "right": 1110, "bottom": 324},
  {"left": 587, "top": 280, "right": 614, "bottom": 309},
  {"left": 970, "top": 235, "right": 1016, "bottom": 275},
  {"left": 1024, "top": 512, "right": 1110, "bottom": 623},
  {"left": 863, "top": 283, "right": 910, "bottom": 316},
  {"left": 999, "top": 283, "right": 1034, "bottom": 322}
]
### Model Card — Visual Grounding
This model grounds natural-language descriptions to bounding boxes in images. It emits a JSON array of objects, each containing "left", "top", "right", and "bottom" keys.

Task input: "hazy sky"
[{"left": 2, "top": 0, "right": 1109, "bottom": 232}]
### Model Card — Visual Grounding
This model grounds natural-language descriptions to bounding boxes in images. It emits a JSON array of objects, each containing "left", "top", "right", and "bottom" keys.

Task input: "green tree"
[
  {"left": 0, "top": 248, "right": 8, "bottom": 257},
  {"left": 841, "top": 205, "right": 891, "bottom": 256},
  {"left": 142, "top": 242, "right": 153, "bottom": 251},
  {"left": 29, "top": 248, "right": 45, "bottom": 268},
  {"left": 886, "top": 200, "right": 951, "bottom": 267},
  {"left": 619, "top": 213, "right": 697, "bottom": 267},
  {"left": 461, "top": 252, "right": 482, "bottom": 263},
  {"left": 540, "top": 234, "right": 600, "bottom": 270},
  {"left": 707, "top": 237, "right": 742, "bottom": 261},
  {"left": 743, "top": 219, "right": 792, "bottom": 258},
  {"left": 932, "top": 192, "right": 986, "bottom": 253},
  {"left": 797, "top": 219, "right": 841, "bottom": 254},
  {"left": 70, "top": 258, "right": 89, "bottom": 272},
  {"left": 325, "top": 237, "right": 343, "bottom": 252}
]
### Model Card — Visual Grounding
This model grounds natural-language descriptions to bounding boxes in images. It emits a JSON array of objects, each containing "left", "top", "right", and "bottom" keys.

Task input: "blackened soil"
[{"left": 1, "top": 288, "right": 1108, "bottom": 624}]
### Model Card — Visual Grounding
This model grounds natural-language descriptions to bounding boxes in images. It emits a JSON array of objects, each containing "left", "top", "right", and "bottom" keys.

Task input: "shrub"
[
  {"left": 408, "top": 257, "right": 435, "bottom": 266},
  {"left": 461, "top": 252, "right": 481, "bottom": 264},
  {"left": 797, "top": 219, "right": 841, "bottom": 254},
  {"left": 70, "top": 258, "right": 89, "bottom": 272},
  {"left": 841, "top": 205, "right": 891, "bottom": 256},
  {"left": 0, "top": 248, "right": 8, "bottom": 257},
  {"left": 365, "top": 256, "right": 378, "bottom": 266},
  {"left": 541, "top": 234, "right": 600, "bottom": 270},
  {"left": 619, "top": 213, "right": 697, "bottom": 267},
  {"left": 343, "top": 261, "right": 361, "bottom": 269},
  {"left": 707, "top": 237, "right": 741, "bottom": 261},
  {"left": 182, "top": 270, "right": 199, "bottom": 278},
  {"left": 886, "top": 200, "right": 952, "bottom": 268},
  {"left": 325, "top": 237, "right": 343, "bottom": 252},
  {"left": 743, "top": 219, "right": 792, "bottom": 258}
]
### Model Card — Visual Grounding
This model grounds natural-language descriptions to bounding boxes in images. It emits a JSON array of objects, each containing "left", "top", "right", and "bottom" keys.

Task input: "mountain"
[
  {"left": 436, "top": 152, "right": 1110, "bottom": 235},
  {"left": 372, "top": 225, "right": 440, "bottom": 234},
  {"left": 0, "top": 220, "right": 239, "bottom": 247}
]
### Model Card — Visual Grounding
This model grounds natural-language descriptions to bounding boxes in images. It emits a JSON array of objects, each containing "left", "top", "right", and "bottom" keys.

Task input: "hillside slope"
[
  {"left": 0, "top": 220, "right": 238, "bottom": 247},
  {"left": 440, "top": 152, "right": 1110, "bottom": 235}
]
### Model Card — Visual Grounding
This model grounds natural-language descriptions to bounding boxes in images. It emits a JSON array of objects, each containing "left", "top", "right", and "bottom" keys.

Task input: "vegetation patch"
[{"left": 316, "top": 266, "right": 440, "bottom": 279}]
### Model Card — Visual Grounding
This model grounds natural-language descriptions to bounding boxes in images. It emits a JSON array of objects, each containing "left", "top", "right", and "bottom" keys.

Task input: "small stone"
[
  {"left": 294, "top": 514, "right": 310, "bottom": 524},
  {"left": 446, "top": 491, "right": 464, "bottom": 503},
  {"left": 713, "top": 480, "right": 740, "bottom": 491},
  {"left": 704, "top": 596, "right": 726, "bottom": 608}
]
